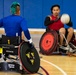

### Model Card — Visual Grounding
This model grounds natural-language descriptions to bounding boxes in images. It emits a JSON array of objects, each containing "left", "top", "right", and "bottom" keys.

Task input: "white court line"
[{"left": 41, "top": 59, "right": 67, "bottom": 75}]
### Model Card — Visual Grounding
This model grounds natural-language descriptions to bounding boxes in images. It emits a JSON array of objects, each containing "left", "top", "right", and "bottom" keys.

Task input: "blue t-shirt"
[{"left": 0, "top": 15, "right": 31, "bottom": 40}]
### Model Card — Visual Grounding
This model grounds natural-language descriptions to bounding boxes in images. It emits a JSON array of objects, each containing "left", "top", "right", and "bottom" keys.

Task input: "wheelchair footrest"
[{"left": 0, "top": 62, "right": 20, "bottom": 73}]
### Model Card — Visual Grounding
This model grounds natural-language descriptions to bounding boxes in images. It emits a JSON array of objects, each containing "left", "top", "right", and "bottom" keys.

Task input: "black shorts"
[
  {"left": 56, "top": 28, "right": 70, "bottom": 37},
  {"left": 46, "top": 27, "right": 74, "bottom": 38},
  {"left": 56, "top": 28, "right": 74, "bottom": 41}
]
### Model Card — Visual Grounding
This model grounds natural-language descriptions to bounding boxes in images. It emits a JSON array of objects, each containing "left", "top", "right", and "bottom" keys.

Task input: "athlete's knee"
[
  {"left": 59, "top": 28, "right": 66, "bottom": 34},
  {"left": 68, "top": 27, "right": 74, "bottom": 34}
]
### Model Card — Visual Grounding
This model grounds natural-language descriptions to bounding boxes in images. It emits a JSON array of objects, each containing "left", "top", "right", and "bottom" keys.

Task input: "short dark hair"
[{"left": 50, "top": 4, "right": 60, "bottom": 11}]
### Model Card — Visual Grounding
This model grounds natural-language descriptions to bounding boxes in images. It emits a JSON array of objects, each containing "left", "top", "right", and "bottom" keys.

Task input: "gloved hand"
[
  {"left": 28, "top": 42, "right": 34, "bottom": 48},
  {"left": 28, "top": 38, "right": 34, "bottom": 48}
]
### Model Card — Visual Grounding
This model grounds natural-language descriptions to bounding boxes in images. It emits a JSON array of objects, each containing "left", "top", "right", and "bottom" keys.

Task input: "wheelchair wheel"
[
  {"left": 70, "top": 34, "right": 76, "bottom": 46},
  {"left": 18, "top": 41, "right": 40, "bottom": 74},
  {"left": 39, "top": 30, "right": 58, "bottom": 55}
]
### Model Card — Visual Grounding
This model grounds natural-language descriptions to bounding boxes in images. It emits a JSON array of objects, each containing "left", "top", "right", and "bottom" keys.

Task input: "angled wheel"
[
  {"left": 18, "top": 41, "right": 40, "bottom": 73},
  {"left": 39, "top": 30, "right": 58, "bottom": 55}
]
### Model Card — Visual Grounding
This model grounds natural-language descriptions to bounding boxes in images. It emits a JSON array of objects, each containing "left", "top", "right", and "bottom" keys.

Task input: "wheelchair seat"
[
  {"left": 0, "top": 35, "right": 21, "bottom": 56},
  {"left": 0, "top": 35, "right": 40, "bottom": 74}
]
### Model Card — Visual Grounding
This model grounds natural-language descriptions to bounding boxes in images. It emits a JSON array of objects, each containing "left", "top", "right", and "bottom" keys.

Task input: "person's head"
[
  {"left": 50, "top": 4, "right": 60, "bottom": 16},
  {"left": 10, "top": 2, "right": 20, "bottom": 15}
]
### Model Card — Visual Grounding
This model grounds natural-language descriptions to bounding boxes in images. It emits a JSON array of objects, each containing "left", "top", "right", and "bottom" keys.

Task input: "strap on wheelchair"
[
  {"left": 0, "top": 44, "right": 18, "bottom": 48},
  {"left": 1, "top": 35, "right": 21, "bottom": 45}
]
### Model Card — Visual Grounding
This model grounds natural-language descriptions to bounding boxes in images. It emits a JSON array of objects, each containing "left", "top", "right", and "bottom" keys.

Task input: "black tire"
[{"left": 18, "top": 41, "right": 40, "bottom": 73}]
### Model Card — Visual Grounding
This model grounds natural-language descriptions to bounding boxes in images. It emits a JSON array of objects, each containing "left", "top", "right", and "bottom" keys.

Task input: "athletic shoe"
[
  {"left": 69, "top": 43, "right": 76, "bottom": 49},
  {"left": 59, "top": 45, "right": 70, "bottom": 51}
]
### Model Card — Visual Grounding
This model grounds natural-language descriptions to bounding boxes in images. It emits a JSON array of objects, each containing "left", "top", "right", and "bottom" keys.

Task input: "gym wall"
[{"left": 0, "top": 0, "right": 76, "bottom": 29}]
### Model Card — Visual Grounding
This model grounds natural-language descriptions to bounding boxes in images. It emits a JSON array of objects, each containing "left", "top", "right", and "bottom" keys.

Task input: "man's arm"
[
  {"left": 66, "top": 17, "right": 73, "bottom": 27},
  {"left": 20, "top": 19, "right": 32, "bottom": 43},
  {"left": 44, "top": 16, "right": 60, "bottom": 26},
  {"left": 66, "top": 21, "right": 73, "bottom": 27},
  {"left": 24, "top": 29, "right": 32, "bottom": 43},
  {"left": 44, "top": 16, "right": 54, "bottom": 26}
]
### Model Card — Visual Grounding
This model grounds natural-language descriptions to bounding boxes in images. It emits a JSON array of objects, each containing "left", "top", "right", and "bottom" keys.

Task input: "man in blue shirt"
[{"left": 0, "top": 2, "right": 32, "bottom": 44}]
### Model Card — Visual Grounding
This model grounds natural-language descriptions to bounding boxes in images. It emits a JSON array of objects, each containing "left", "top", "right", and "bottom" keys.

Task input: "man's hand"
[
  {"left": 28, "top": 38, "right": 34, "bottom": 48},
  {"left": 28, "top": 42, "right": 34, "bottom": 48}
]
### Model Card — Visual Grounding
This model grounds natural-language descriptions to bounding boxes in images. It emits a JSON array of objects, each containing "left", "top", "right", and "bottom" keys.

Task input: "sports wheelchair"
[
  {"left": 39, "top": 29, "right": 76, "bottom": 55},
  {"left": 0, "top": 35, "right": 40, "bottom": 74}
]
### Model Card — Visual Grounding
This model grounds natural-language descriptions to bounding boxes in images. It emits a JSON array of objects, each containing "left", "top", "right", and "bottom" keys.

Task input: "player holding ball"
[{"left": 44, "top": 4, "right": 74, "bottom": 51}]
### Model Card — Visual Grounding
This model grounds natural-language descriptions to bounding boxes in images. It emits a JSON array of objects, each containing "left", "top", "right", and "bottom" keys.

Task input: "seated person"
[
  {"left": 44, "top": 4, "right": 74, "bottom": 50},
  {"left": 0, "top": 2, "right": 33, "bottom": 46}
]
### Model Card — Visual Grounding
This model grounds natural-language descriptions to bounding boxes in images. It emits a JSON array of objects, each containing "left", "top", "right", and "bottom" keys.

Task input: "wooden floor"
[
  {"left": 40, "top": 54, "right": 76, "bottom": 75},
  {"left": 0, "top": 30, "right": 76, "bottom": 75},
  {"left": 0, "top": 54, "right": 76, "bottom": 75}
]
